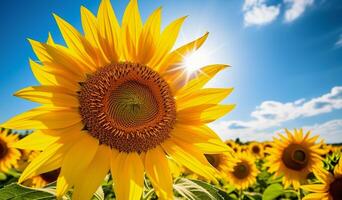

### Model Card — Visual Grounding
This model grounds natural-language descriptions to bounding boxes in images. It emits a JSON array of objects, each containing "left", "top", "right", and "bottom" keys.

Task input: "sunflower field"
[
  {"left": 0, "top": 128, "right": 341, "bottom": 199},
  {"left": 0, "top": 0, "right": 341, "bottom": 199}
]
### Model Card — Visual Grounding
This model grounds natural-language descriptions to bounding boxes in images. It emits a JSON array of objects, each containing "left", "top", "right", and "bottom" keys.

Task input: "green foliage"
[
  {"left": 262, "top": 184, "right": 284, "bottom": 200},
  {"left": 173, "top": 178, "right": 231, "bottom": 200},
  {"left": 0, "top": 183, "right": 55, "bottom": 200}
]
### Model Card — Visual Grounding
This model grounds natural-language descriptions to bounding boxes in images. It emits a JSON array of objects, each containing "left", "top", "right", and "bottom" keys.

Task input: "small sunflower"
[
  {"left": 205, "top": 153, "right": 231, "bottom": 175},
  {"left": 1, "top": 0, "right": 233, "bottom": 199},
  {"left": 266, "top": 129, "right": 324, "bottom": 189},
  {"left": 248, "top": 142, "right": 264, "bottom": 158},
  {"left": 225, "top": 140, "right": 236, "bottom": 149},
  {"left": 0, "top": 129, "right": 21, "bottom": 173},
  {"left": 225, "top": 152, "right": 258, "bottom": 190},
  {"left": 25, "top": 169, "right": 61, "bottom": 188},
  {"left": 263, "top": 141, "right": 274, "bottom": 156},
  {"left": 302, "top": 158, "right": 342, "bottom": 200}
]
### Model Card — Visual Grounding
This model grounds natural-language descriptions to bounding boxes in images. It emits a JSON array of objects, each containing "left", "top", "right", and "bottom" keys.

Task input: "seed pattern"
[
  {"left": 281, "top": 143, "right": 309, "bottom": 170},
  {"left": 0, "top": 139, "right": 8, "bottom": 159},
  {"left": 233, "top": 161, "right": 250, "bottom": 179},
  {"left": 78, "top": 62, "right": 176, "bottom": 153}
]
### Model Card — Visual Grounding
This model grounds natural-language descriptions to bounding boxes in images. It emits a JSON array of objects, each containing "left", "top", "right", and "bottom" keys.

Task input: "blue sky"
[{"left": 0, "top": 0, "right": 341, "bottom": 142}]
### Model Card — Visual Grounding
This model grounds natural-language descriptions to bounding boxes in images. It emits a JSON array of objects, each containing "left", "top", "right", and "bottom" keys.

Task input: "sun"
[
  {"left": 266, "top": 129, "right": 325, "bottom": 189},
  {"left": 1, "top": 0, "right": 234, "bottom": 199}
]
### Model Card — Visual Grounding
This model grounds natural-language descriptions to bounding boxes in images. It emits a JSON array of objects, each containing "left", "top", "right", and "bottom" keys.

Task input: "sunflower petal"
[
  {"left": 18, "top": 142, "right": 64, "bottom": 183},
  {"left": 301, "top": 184, "right": 327, "bottom": 192},
  {"left": 137, "top": 7, "right": 161, "bottom": 64},
  {"left": 10, "top": 130, "right": 59, "bottom": 150},
  {"left": 177, "top": 104, "right": 235, "bottom": 124},
  {"left": 53, "top": 13, "right": 96, "bottom": 70},
  {"left": 111, "top": 152, "right": 144, "bottom": 200},
  {"left": 29, "top": 59, "right": 79, "bottom": 91},
  {"left": 161, "top": 139, "right": 217, "bottom": 182},
  {"left": 157, "top": 32, "right": 208, "bottom": 73},
  {"left": 73, "top": 145, "right": 111, "bottom": 200},
  {"left": 122, "top": 0, "right": 143, "bottom": 61},
  {"left": 57, "top": 134, "right": 98, "bottom": 198},
  {"left": 1, "top": 106, "right": 81, "bottom": 130},
  {"left": 14, "top": 86, "right": 78, "bottom": 107},
  {"left": 28, "top": 39, "right": 89, "bottom": 77},
  {"left": 176, "top": 88, "right": 233, "bottom": 110},
  {"left": 302, "top": 193, "right": 327, "bottom": 200},
  {"left": 145, "top": 146, "right": 173, "bottom": 200},
  {"left": 149, "top": 16, "right": 186, "bottom": 68},
  {"left": 81, "top": 6, "right": 109, "bottom": 66},
  {"left": 175, "top": 64, "right": 229, "bottom": 96},
  {"left": 97, "top": 0, "right": 121, "bottom": 62}
]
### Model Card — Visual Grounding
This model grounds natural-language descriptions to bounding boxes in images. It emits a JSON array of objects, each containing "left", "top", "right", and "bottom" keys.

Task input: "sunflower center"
[
  {"left": 233, "top": 162, "right": 250, "bottom": 179},
  {"left": 78, "top": 62, "right": 176, "bottom": 153},
  {"left": 0, "top": 139, "right": 8, "bottom": 159},
  {"left": 252, "top": 146, "right": 260, "bottom": 154},
  {"left": 329, "top": 177, "right": 342, "bottom": 200},
  {"left": 40, "top": 169, "right": 60, "bottom": 183},
  {"left": 281, "top": 143, "right": 309, "bottom": 170},
  {"left": 205, "top": 154, "right": 220, "bottom": 168}
]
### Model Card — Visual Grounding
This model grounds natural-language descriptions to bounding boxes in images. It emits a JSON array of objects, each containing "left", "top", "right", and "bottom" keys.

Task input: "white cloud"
[
  {"left": 210, "top": 119, "right": 342, "bottom": 143},
  {"left": 335, "top": 34, "right": 342, "bottom": 48},
  {"left": 243, "top": 0, "right": 280, "bottom": 26},
  {"left": 284, "top": 0, "right": 314, "bottom": 22},
  {"left": 209, "top": 86, "right": 342, "bottom": 142}
]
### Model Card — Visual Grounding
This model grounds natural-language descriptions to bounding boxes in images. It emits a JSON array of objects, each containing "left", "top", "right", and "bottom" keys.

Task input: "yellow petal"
[
  {"left": 14, "top": 86, "right": 78, "bottom": 107},
  {"left": 137, "top": 7, "right": 161, "bottom": 64},
  {"left": 302, "top": 193, "right": 327, "bottom": 200},
  {"left": 81, "top": 6, "right": 109, "bottom": 66},
  {"left": 175, "top": 64, "right": 229, "bottom": 97},
  {"left": 176, "top": 88, "right": 233, "bottom": 110},
  {"left": 73, "top": 145, "right": 111, "bottom": 200},
  {"left": 122, "top": 0, "right": 143, "bottom": 61},
  {"left": 53, "top": 13, "right": 96, "bottom": 71},
  {"left": 10, "top": 130, "right": 59, "bottom": 150},
  {"left": 28, "top": 39, "right": 89, "bottom": 77},
  {"left": 177, "top": 104, "right": 235, "bottom": 124},
  {"left": 157, "top": 32, "right": 208, "bottom": 73},
  {"left": 29, "top": 59, "right": 79, "bottom": 92},
  {"left": 111, "top": 152, "right": 144, "bottom": 200},
  {"left": 97, "top": 0, "right": 121, "bottom": 62},
  {"left": 148, "top": 16, "right": 186, "bottom": 68},
  {"left": 47, "top": 32, "right": 55, "bottom": 45},
  {"left": 301, "top": 184, "right": 327, "bottom": 193},
  {"left": 145, "top": 146, "right": 173, "bottom": 200},
  {"left": 1, "top": 106, "right": 81, "bottom": 130},
  {"left": 161, "top": 139, "right": 217, "bottom": 182},
  {"left": 18, "top": 142, "right": 65, "bottom": 183},
  {"left": 57, "top": 134, "right": 98, "bottom": 198}
]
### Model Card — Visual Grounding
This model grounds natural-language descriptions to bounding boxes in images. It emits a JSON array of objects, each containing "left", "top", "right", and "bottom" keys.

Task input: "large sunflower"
[
  {"left": 1, "top": 0, "right": 234, "bottom": 199},
  {"left": 266, "top": 129, "right": 324, "bottom": 189},
  {"left": 0, "top": 129, "right": 21, "bottom": 172},
  {"left": 302, "top": 159, "right": 342, "bottom": 200},
  {"left": 224, "top": 152, "right": 258, "bottom": 190}
]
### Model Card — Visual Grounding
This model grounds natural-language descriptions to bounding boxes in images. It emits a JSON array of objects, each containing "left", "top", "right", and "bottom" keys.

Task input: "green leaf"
[
  {"left": 0, "top": 183, "right": 55, "bottom": 200},
  {"left": 174, "top": 178, "right": 230, "bottom": 200},
  {"left": 262, "top": 183, "right": 284, "bottom": 200},
  {"left": 0, "top": 172, "right": 7, "bottom": 181}
]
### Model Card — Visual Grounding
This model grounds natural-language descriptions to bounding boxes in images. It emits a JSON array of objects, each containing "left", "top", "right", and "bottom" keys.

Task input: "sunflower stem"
[
  {"left": 143, "top": 188, "right": 155, "bottom": 200},
  {"left": 238, "top": 189, "right": 244, "bottom": 200},
  {"left": 297, "top": 188, "right": 302, "bottom": 200}
]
